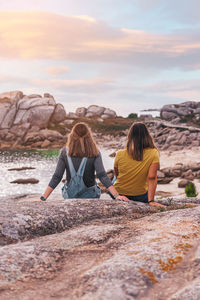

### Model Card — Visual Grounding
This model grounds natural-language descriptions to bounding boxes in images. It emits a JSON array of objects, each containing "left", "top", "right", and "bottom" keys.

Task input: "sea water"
[{"left": 0, "top": 149, "right": 114, "bottom": 198}]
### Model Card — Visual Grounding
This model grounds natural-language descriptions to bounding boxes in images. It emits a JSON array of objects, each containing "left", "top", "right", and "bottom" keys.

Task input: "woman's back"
[{"left": 114, "top": 147, "right": 159, "bottom": 196}]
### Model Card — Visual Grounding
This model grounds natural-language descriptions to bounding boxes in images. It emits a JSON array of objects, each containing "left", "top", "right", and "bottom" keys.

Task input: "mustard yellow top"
[{"left": 114, "top": 148, "right": 159, "bottom": 196}]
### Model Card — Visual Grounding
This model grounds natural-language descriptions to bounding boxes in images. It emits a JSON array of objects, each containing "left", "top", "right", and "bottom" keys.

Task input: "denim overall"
[{"left": 62, "top": 156, "right": 101, "bottom": 199}]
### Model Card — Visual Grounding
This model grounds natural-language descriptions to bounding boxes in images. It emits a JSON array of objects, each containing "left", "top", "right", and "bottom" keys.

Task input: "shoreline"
[{"left": 0, "top": 144, "right": 199, "bottom": 199}]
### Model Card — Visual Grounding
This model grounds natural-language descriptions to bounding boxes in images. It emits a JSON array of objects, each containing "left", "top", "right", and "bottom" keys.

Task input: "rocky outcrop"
[
  {"left": 157, "top": 162, "right": 200, "bottom": 184},
  {"left": 160, "top": 101, "right": 200, "bottom": 124},
  {"left": 149, "top": 120, "right": 200, "bottom": 151},
  {"left": 10, "top": 178, "right": 39, "bottom": 184},
  {"left": 0, "top": 91, "right": 67, "bottom": 149},
  {"left": 0, "top": 195, "right": 200, "bottom": 299},
  {"left": 69, "top": 105, "right": 117, "bottom": 119}
]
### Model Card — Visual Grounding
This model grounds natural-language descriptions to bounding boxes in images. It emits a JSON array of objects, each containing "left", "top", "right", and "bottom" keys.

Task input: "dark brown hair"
[
  {"left": 126, "top": 122, "right": 156, "bottom": 161},
  {"left": 67, "top": 122, "right": 99, "bottom": 157}
]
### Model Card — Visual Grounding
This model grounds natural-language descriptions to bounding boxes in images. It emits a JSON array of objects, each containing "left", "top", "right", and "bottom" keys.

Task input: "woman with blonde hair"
[
  {"left": 40, "top": 122, "right": 128, "bottom": 201},
  {"left": 113, "top": 122, "right": 165, "bottom": 207}
]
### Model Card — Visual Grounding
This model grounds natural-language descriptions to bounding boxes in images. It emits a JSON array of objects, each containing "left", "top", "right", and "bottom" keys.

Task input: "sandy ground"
[{"left": 157, "top": 147, "right": 200, "bottom": 198}]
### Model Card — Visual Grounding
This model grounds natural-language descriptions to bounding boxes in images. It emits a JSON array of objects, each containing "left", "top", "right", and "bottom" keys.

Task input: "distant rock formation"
[
  {"left": 68, "top": 105, "right": 117, "bottom": 119},
  {"left": 0, "top": 91, "right": 69, "bottom": 149},
  {"left": 0, "top": 91, "right": 67, "bottom": 129},
  {"left": 160, "top": 101, "right": 200, "bottom": 124},
  {"left": 0, "top": 91, "right": 118, "bottom": 150}
]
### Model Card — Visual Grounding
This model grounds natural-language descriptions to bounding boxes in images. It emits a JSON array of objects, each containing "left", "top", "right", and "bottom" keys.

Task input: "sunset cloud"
[
  {"left": 1, "top": 11, "right": 200, "bottom": 71},
  {"left": 43, "top": 65, "right": 70, "bottom": 75},
  {"left": 31, "top": 78, "right": 114, "bottom": 93}
]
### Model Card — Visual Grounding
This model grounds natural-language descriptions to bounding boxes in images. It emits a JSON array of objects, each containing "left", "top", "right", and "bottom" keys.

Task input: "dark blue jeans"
[
  {"left": 124, "top": 192, "right": 148, "bottom": 203},
  {"left": 109, "top": 191, "right": 148, "bottom": 203}
]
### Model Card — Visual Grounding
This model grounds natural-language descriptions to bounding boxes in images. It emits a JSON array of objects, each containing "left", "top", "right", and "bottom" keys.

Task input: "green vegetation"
[
  {"left": 128, "top": 113, "right": 138, "bottom": 119},
  {"left": 185, "top": 182, "right": 198, "bottom": 197},
  {"left": 86, "top": 117, "right": 134, "bottom": 136},
  {"left": 34, "top": 149, "right": 60, "bottom": 158},
  {"left": 180, "top": 113, "right": 200, "bottom": 127}
]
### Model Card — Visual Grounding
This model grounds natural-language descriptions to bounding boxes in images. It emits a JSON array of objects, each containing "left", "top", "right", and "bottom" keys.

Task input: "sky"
[{"left": 1, "top": 0, "right": 200, "bottom": 116}]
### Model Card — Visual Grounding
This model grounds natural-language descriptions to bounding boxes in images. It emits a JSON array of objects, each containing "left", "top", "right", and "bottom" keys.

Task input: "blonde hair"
[
  {"left": 67, "top": 122, "right": 99, "bottom": 157},
  {"left": 126, "top": 122, "right": 156, "bottom": 161}
]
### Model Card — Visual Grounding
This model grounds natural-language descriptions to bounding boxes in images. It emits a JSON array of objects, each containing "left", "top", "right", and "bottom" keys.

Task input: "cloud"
[
  {"left": 0, "top": 11, "right": 200, "bottom": 71},
  {"left": 31, "top": 78, "right": 115, "bottom": 93},
  {"left": 43, "top": 65, "right": 70, "bottom": 75}
]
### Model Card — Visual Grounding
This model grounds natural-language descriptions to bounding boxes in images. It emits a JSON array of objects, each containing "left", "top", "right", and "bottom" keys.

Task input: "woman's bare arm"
[{"left": 148, "top": 163, "right": 165, "bottom": 208}]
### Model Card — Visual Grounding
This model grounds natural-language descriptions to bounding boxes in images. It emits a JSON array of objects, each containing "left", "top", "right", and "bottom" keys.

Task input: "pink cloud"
[
  {"left": 0, "top": 11, "right": 200, "bottom": 71},
  {"left": 43, "top": 65, "right": 70, "bottom": 75}
]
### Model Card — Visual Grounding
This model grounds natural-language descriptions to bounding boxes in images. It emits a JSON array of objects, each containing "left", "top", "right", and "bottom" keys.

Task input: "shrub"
[
  {"left": 185, "top": 182, "right": 198, "bottom": 197},
  {"left": 128, "top": 113, "right": 138, "bottom": 119}
]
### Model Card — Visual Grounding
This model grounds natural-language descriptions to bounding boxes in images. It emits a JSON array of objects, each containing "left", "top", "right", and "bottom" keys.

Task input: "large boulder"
[
  {"left": 51, "top": 104, "right": 67, "bottom": 123},
  {"left": 17, "top": 96, "right": 55, "bottom": 110},
  {"left": 14, "top": 106, "right": 55, "bottom": 128},
  {"left": 87, "top": 105, "right": 106, "bottom": 116},
  {"left": 0, "top": 90, "right": 23, "bottom": 104},
  {"left": 0, "top": 105, "right": 17, "bottom": 129},
  {"left": 160, "top": 101, "right": 200, "bottom": 123},
  {"left": 76, "top": 107, "right": 87, "bottom": 117},
  {"left": 0, "top": 103, "right": 11, "bottom": 127}
]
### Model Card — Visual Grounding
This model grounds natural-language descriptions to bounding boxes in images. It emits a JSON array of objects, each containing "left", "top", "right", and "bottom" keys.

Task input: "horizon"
[{"left": 1, "top": 0, "right": 200, "bottom": 117}]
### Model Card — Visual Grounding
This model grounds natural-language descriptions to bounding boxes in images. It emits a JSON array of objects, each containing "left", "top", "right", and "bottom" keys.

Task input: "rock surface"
[
  {"left": 160, "top": 101, "right": 200, "bottom": 125},
  {"left": 10, "top": 178, "right": 39, "bottom": 184},
  {"left": 0, "top": 91, "right": 67, "bottom": 149},
  {"left": 74, "top": 105, "right": 117, "bottom": 119},
  {"left": 0, "top": 195, "right": 200, "bottom": 299}
]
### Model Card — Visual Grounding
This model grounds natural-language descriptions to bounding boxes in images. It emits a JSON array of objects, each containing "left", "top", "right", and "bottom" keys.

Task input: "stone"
[
  {"left": 66, "top": 112, "right": 78, "bottom": 118},
  {"left": 103, "top": 108, "right": 117, "bottom": 117},
  {"left": 161, "top": 111, "right": 177, "bottom": 120},
  {"left": 0, "top": 103, "right": 10, "bottom": 127},
  {"left": 178, "top": 179, "right": 192, "bottom": 188},
  {"left": 168, "top": 145, "right": 182, "bottom": 151},
  {"left": 51, "top": 103, "right": 66, "bottom": 123},
  {"left": 10, "top": 123, "right": 31, "bottom": 139},
  {"left": 17, "top": 106, "right": 55, "bottom": 128},
  {"left": 8, "top": 167, "right": 36, "bottom": 171},
  {"left": 44, "top": 93, "right": 54, "bottom": 98},
  {"left": 101, "top": 114, "right": 110, "bottom": 119},
  {"left": 192, "top": 140, "right": 199, "bottom": 147},
  {"left": 41, "top": 139, "right": 51, "bottom": 148},
  {"left": 0, "top": 129, "right": 8, "bottom": 139},
  {"left": 109, "top": 152, "right": 116, "bottom": 157},
  {"left": 1, "top": 198, "right": 200, "bottom": 299},
  {"left": 60, "top": 119, "right": 74, "bottom": 125},
  {"left": 171, "top": 117, "right": 181, "bottom": 124},
  {"left": 0, "top": 90, "right": 23, "bottom": 104},
  {"left": 10, "top": 178, "right": 39, "bottom": 184},
  {"left": 157, "top": 177, "right": 173, "bottom": 184},
  {"left": 97, "top": 117, "right": 103, "bottom": 122},
  {"left": 0, "top": 104, "right": 17, "bottom": 129},
  {"left": 18, "top": 96, "right": 55, "bottom": 110},
  {"left": 85, "top": 112, "right": 95, "bottom": 118},
  {"left": 157, "top": 170, "right": 165, "bottom": 178},
  {"left": 24, "top": 129, "right": 63, "bottom": 144},
  {"left": 87, "top": 105, "right": 106, "bottom": 116},
  {"left": 27, "top": 94, "right": 42, "bottom": 98},
  {"left": 160, "top": 101, "right": 200, "bottom": 122},
  {"left": 178, "top": 134, "right": 187, "bottom": 145},
  {"left": 76, "top": 107, "right": 87, "bottom": 117}
]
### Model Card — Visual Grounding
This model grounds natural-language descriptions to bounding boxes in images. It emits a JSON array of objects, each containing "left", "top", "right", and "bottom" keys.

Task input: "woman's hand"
[
  {"left": 116, "top": 195, "right": 130, "bottom": 202},
  {"left": 149, "top": 201, "right": 166, "bottom": 208}
]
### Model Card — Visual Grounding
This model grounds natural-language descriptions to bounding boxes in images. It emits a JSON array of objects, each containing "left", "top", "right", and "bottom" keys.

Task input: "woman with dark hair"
[
  {"left": 113, "top": 122, "right": 165, "bottom": 207},
  {"left": 40, "top": 122, "right": 129, "bottom": 201}
]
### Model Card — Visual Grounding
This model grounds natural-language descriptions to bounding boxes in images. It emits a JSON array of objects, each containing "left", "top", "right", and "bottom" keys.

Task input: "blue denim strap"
[
  {"left": 67, "top": 156, "right": 76, "bottom": 178},
  {"left": 77, "top": 157, "right": 87, "bottom": 176},
  {"left": 67, "top": 156, "right": 87, "bottom": 178}
]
